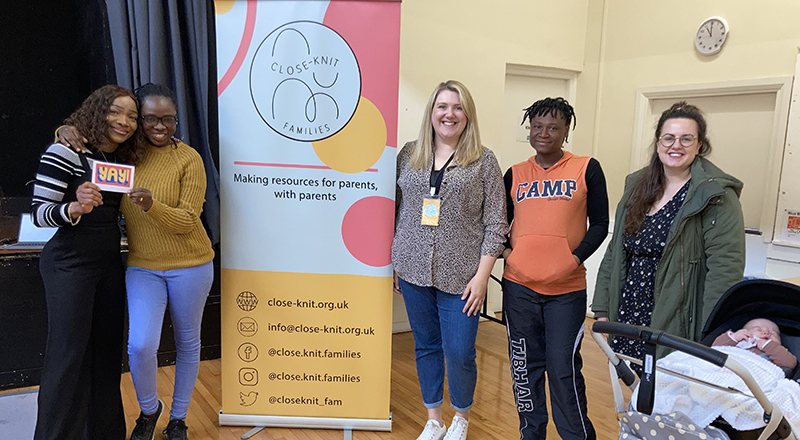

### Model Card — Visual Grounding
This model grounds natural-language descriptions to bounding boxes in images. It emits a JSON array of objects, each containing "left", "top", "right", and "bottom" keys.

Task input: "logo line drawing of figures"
[{"left": 249, "top": 21, "right": 361, "bottom": 142}]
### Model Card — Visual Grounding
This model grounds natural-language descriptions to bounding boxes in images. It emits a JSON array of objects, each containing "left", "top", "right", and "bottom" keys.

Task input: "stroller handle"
[{"left": 592, "top": 321, "right": 729, "bottom": 368}]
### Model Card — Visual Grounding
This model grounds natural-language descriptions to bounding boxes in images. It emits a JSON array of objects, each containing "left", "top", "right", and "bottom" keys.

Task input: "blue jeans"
[
  {"left": 126, "top": 261, "right": 213, "bottom": 420},
  {"left": 399, "top": 278, "right": 480, "bottom": 412}
]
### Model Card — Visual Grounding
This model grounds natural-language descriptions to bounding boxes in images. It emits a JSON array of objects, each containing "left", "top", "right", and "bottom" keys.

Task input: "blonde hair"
[{"left": 409, "top": 80, "right": 482, "bottom": 169}]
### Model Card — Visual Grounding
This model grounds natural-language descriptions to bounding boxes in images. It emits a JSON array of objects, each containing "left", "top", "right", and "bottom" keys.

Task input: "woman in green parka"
[{"left": 592, "top": 102, "right": 745, "bottom": 362}]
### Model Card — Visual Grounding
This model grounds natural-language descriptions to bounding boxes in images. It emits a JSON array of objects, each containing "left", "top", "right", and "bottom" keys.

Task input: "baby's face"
[{"left": 744, "top": 319, "right": 781, "bottom": 343}]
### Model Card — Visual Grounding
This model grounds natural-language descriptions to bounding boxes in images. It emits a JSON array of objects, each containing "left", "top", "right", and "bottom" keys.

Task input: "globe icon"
[{"left": 236, "top": 291, "right": 258, "bottom": 311}]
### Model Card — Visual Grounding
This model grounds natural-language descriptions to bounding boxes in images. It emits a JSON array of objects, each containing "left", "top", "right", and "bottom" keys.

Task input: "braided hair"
[{"left": 521, "top": 97, "right": 576, "bottom": 141}]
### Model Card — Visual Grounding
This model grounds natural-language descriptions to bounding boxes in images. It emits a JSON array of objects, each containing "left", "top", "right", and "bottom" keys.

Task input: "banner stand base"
[
  {"left": 241, "top": 427, "right": 351, "bottom": 439},
  {"left": 241, "top": 426, "right": 264, "bottom": 439},
  {"left": 220, "top": 411, "right": 392, "bottom": 433}
]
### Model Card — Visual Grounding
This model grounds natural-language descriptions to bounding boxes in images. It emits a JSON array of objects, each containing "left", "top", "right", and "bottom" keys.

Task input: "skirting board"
[{"left": 219, "top": 412, "right": 392, "bottom": 431}]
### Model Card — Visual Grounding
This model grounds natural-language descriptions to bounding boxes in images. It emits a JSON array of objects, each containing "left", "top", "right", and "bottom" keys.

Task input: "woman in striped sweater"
[
  {"left": 32, "top": 85, "right": 145, "bottom": 440},
  {"left": 59, "top": 83, "right": 214, "bottom": 440}
]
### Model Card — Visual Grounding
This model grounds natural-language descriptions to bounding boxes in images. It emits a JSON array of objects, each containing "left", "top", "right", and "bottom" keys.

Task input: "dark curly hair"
[{"left": 63, "top": 85, "right": 147, "bottom": 165}]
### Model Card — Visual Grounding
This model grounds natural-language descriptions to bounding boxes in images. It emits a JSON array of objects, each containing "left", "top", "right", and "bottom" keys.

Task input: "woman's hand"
[
  {"left": 461, "top": 273, "right": 488, "bottom": 316},
  {"left": 127, "top": 188, "right": 153, "bottom": 211},
  {"left": 57, "top": 125, "right": 89, "bottom": 153},
  {"left": 502, "top": 248, "right": 512, "bottom": 259},
  {"left": 73, "top": 181, "right": 103, "bottom": 215},
  {"left": 393, "top": 271, "right": 402, "bottom": 295},
  {"left": 595, "top": 316, "right": 610, "bottom": 339}
]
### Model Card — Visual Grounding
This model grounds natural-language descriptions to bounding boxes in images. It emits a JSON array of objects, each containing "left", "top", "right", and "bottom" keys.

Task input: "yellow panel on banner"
[
  {"left": 221, "top": 269, "right": 392, "bottom": 417},
  {"left": 215, "top": 0, "right": 400, "bottom": 431}
]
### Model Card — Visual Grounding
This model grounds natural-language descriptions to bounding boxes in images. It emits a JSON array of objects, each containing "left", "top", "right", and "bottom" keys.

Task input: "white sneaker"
[
  {"left": 443, "top": 416, "right": 469, "bottom": 440},
  {"left": 417, "top": 419, "right": 447, "bottom": 440}
]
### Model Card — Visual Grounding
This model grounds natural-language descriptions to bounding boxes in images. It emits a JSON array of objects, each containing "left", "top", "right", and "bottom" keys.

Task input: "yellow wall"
[
  {"left": 396, "top": 0, "right": 800, "bottom": 208},
  {"left": 593, "top": 0, "right": 800, "bottom": 205},
  {"left": 391, "top": 1, "right": 800, "bottom": 326},
  {"left": 396, "top": 0, "right": 590, "bottom": 153},
  {"left": 392, "top": 0, "right": 591, "bottom": 330}
]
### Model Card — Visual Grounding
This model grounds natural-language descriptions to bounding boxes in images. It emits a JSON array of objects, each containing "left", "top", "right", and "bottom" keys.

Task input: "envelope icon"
[{"left": 237, "top": 318, "right": 257, "bottom": 336}]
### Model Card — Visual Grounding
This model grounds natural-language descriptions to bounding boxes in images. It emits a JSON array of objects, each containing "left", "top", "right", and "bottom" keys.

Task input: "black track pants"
[{"left": 503, "top": 279, "right": 596, "bottom": 440}]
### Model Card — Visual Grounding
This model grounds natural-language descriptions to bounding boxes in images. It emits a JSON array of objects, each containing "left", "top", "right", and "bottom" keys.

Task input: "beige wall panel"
[
  {"left": 396, "top": 0, "right": 590, "bottom": 152},
  {"left": 593, "top": 0, "right": 800, "bottom": 208}
]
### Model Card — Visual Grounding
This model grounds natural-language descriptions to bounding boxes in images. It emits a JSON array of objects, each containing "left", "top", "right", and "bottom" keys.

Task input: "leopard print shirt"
[{"left": 392, "top": 142, "right": 508, "bottom": 295}]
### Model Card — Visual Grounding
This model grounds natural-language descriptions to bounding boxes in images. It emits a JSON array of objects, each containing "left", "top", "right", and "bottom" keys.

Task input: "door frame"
[
  {"left": 506, "top": 63, "right": 580, "bottom": 107},
  {"left": 630, "top": 77, "right": 792, "bottom": 241}
]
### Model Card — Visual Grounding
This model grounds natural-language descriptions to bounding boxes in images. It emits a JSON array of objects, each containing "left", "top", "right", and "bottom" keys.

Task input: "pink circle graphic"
[
  {"left": 218, "top": 1, "right": 257, "bottom": 97},
  {"left": 341, "top": 196, "right": 394, "bottom": 267}
]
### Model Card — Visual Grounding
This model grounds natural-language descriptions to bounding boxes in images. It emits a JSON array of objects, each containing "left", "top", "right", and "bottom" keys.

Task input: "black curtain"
[
  {"left": 105, "top": 0, "right": 221, "bottom": 244},
  {"left": 0, "top": 0, "right": 116, "bottom": 200}
]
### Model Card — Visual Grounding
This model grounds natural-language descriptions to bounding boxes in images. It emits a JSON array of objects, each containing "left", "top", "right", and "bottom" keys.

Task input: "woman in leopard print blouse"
[{"left": 392, "top": 80, "right": 508, "bottom": 440}]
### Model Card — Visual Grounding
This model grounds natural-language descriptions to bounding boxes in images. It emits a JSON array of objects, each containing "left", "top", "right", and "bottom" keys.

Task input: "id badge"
[{"left": 421, "top": 197, "right": 441, "bottom": 226}]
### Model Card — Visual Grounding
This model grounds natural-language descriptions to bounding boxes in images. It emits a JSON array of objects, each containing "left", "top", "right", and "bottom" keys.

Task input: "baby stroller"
[{"left": 592, "top": 279, "right": 800, "bottom": 440}]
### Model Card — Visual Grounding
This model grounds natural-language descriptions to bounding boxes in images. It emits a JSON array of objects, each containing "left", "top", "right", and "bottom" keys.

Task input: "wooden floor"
[{"left": 11, "top": 318, "right": 631, "bottom": 439}]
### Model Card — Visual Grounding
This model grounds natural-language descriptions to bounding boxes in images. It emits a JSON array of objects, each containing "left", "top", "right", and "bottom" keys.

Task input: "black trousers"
[
  {"left": 34, "top": 238, "right": 126, "bottom": 440},
  {"left": 503, "top": 279, "right": 596, "bottom": 440}
]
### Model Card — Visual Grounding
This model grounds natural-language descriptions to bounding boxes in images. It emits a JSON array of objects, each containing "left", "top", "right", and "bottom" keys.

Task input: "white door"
[
  {"left": 648, "top": 94, "right": 776, "bottom": 232},
  {"left": 498, "top": 74, "right": 570, "bottom": 170}
]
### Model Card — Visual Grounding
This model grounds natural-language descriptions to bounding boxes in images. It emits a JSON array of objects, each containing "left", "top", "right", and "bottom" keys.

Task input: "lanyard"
[{"left": 429, "top": 152, "right": 455, "bottom": 196}]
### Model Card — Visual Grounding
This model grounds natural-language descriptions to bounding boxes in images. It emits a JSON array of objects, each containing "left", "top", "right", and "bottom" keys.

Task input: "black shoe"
[
  {"left": 163, "top": 419, "right": 189, "bottom": 440},
  {"left": 130, "top": 400, "right": 164, "bottom": 440}
]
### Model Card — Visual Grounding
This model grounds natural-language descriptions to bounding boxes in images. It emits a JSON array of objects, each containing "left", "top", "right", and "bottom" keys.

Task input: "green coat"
[{"left": 592, "top": 156, "right": 745, "bottom": 342}]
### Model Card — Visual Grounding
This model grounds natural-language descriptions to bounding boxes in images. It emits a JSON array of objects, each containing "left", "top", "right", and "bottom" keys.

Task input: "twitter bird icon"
[{"left": 240, "top": 391, "right": 258, "bottom": 406}]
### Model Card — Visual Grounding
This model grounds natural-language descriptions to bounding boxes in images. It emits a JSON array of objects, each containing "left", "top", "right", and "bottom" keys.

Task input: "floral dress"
[{"left": 611, "top": 181, "right": 690, "bottom": 362}]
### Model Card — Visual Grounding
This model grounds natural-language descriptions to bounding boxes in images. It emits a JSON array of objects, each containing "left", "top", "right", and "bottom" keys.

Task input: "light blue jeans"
[
  {"left": 126, "top": 261, "right": 213, "bottom": 420},
  {"left": 399, "top": 277, "right": 480, "bottom": 412}
]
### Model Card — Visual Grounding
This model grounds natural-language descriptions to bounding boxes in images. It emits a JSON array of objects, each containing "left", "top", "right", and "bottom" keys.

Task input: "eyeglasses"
[
  {"left": 141, "top": 115, "right": 178, "bottom": 127},
  {"left": 659, "top": 134, "right": 696, "bottom": 148}
]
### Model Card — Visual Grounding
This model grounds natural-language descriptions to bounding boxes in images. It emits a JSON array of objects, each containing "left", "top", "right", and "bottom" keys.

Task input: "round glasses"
[
  {"left": 659, "top": 134, "right": 696, "bottom": 148},
  {"left": 141, "top": 115, "right": 178, "bottom": 127}
]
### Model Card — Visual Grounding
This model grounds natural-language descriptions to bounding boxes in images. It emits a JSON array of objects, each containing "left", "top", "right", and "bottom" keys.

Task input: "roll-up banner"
[{"left": 215, "top": 0, "right": 400, "bottom": 431}]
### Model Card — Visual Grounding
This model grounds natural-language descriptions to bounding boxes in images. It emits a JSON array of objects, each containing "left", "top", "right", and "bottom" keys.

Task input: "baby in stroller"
[
  {"left": 593, "top": 280, "right": 800, "bottom": 440},
  {"left": 712, "top": 318, "right": 797, "bottom": 374}
]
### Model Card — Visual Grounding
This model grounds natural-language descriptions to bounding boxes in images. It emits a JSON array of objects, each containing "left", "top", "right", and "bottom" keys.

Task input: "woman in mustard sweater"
[{"left": 59, "top": 83, "right": 214, "bottom": 440}]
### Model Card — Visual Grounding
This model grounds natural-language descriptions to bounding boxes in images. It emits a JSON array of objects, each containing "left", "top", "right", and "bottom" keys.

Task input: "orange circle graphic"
[
  {"left": 312, "top": 97, "right": 386, "bottom": 174},
  {"left": 214, "top": 0, "right": 235, "bottom": 15}
]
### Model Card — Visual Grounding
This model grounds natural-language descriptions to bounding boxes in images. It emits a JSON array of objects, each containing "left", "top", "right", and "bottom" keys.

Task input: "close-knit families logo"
[{"left": 249, "top": 20, "right": 361, "bottom": 142}]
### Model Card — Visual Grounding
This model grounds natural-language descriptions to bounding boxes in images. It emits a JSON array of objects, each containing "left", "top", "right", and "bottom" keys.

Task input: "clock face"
[{"left": 695, "top": 17, "right": 729, "bottom": 55}]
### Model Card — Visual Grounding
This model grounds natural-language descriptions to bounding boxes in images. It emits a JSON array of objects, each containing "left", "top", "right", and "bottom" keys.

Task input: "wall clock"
[{"left": 695, "top": 16, "right": 729, "bottom": 55}]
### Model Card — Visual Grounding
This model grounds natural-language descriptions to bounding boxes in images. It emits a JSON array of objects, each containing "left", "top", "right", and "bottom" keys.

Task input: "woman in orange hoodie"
[{"left": 502, "top": 97, "right": 608, "bottom": 440}]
